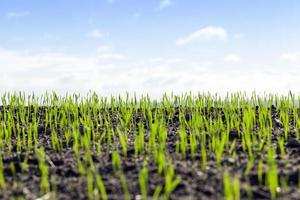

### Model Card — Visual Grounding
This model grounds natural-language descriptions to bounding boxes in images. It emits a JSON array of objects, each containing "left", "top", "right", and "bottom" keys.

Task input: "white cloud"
[
  {"left": 280, "top": 52, "right": 300, "bottom": 62},
  {"left": 87, "top": 29, "right": 108, "bottom": 39},
  {"left": 233, "top": 33, "right": 245, "bottom": 39},
  {"left": 158, "top": 0, "right": 172, "bottom": 10},
  {"left": 0, "top": 48, "right": 299, "bottom": 98},
  {"left": 149, "top": 57, "right": 183, "bottom": 64},
  {"left": 176, "top": 26, "right": 228, "bottom": 46},
  {"left": 97, "top": 53, "right": 127, "bottom": 60},
  {"left": 96, "top": 45, "right": 126, "bottom": 60},
  {"left": 0, "top": 48, "right": 96, "bottom": 93},
  {"left": 224, "top": 54, "right": 242, "bottom": 63},
  {"left": 6, "top": 11, "right": 30, "bottom": 18},
  {"left": 96, "top": 45, "right": 113, "bottom": 53}
]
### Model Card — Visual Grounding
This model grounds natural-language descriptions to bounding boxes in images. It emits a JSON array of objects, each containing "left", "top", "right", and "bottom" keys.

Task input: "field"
[{"left": 0, "top": 92, "right": 300, "bottom": 200}]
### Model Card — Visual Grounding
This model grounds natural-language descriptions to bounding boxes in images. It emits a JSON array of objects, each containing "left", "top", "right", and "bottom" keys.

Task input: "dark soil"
[{"left": 0, "top": 106, "right": 300, "bottom": 200}]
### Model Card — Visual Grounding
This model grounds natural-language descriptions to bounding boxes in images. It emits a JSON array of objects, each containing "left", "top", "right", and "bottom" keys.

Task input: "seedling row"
[{"left": 0, "top": 92, "right": 299, "bottom": 199}]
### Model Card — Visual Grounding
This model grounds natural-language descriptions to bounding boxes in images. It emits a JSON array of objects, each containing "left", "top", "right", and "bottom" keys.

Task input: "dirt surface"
[{"left": 0, "top": 106, "right": 300, "bottom": 200}]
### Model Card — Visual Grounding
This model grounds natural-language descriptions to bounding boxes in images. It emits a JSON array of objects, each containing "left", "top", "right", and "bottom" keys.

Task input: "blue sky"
[{"left": 1, "top": 0, "right": 300, "bottom": 97}]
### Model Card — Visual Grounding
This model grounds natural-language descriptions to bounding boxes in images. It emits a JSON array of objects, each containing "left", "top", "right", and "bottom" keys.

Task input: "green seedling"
[
  {"left": 139, "top": 162, "right": 148, "bottom": 200},
  {"left": 163, "top": 161, "right": 181, "bottom": 199},
  {"left": 266, "top": 148, "right": 279, "bottom": 200},
  {"left": 152, "top": 185, "right": 163, "bottom": 200},
  {"left": 87, "top": 169, "right": 94, "bottom": 200},
  {"left": 257, "top": 159, "right": 264, "bottom": 185},
  {"left": 201, "top": 142, "right": 207, "bottom": 172},
  {"left": 134, "top": 122, "right": 145, "bottom": 158},
  {"left": 119, "top": 172, "right": 131, "bottom": 200},
  {"left": 36, "top": 147, "right": 50, "bottom": 194},
  {"left": 278, "top": 136, "right": 285, "bottom": 157},
  {"left": 0, "top": 156, "right": 6, "bottom": 189},
  {"left": 223, "top": 171, "right": 240, "bottom": 200},
  {"left": 112, "top": 151, "right": 122, "bottom": 171},
  {"left": 96, "top": 174, "right": 108, "bottom": 200},
  {"left": 117, "top": 127, "right": 128, "bottom": 157}
]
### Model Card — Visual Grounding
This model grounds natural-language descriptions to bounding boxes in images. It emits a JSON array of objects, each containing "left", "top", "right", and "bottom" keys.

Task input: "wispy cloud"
[
  {"left": 86, "top": 29, "right": 108, "bottom": 39},
  {"left": 5, "top": 11, "right": 30, "bottom": 19},
  {"left": 176, "top": 26, "right": 228, "bottom": 46},
  {"left": 224, "top": 54, "right": 242, "bottom": 63},
  {"left": 133, "top": 12, "right": 141, "bottom": 18},
  {"left": 158, "top": 0, "right": 172, "bottom": 10},
  {"left": 280, "top": 52, "right": 300, "bottom": 62}
]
